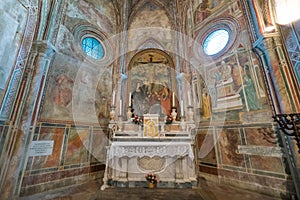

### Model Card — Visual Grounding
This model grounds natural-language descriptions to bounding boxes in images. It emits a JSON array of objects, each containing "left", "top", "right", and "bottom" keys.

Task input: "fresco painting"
[
  {"left": 64, "top": 128, "right": 89, "bottom": 166},
  {"left": 32, "top": 127, "right": 65, "bottom": 169}
]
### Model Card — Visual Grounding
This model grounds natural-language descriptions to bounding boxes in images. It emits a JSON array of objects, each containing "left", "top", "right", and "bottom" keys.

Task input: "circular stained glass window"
[
  {"left": 203, "top": 29, "right": 229, "bottom": 56},
  {"left": 81, "top": 37, "right": 104, "bottom": 60}
]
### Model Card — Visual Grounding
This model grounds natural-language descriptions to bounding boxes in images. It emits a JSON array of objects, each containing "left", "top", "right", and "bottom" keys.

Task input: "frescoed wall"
[
  {"left": 0, "top": 1, "right": 27, "bottom": 118},
  {"left": 0, "top": 0, "right": 299, "bottom": 198},
  {"left": 193, "top": 51, "right": 268, "bottom": 118},
  {"left": 128, "top": 1, "right": 173, "bottom": 51},
  {"left": 280, "top": 20, "right": 300, "bottom": 85},
  {"left": 31, "top": 127, "right": 65, "bottom": 170},
  {"left": 40, "top": 54, "right": 112, "bottom": 124}
]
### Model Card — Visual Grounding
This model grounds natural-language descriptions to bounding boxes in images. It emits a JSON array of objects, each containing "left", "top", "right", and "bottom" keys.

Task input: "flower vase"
[
  {"left": 148, "top": 182, "right": 155, "bottom": 189},
  {"left": 171, "top": 108, "right": 177, "bottom": 121}
]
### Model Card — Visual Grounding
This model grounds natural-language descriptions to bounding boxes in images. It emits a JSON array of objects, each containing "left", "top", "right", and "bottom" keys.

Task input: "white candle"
[
  {"left": 119, "top": 99, "right": 122, "bottom": 115},
  {"left": 180, "top": 100, "right": 184, "bottom": 115},
  {"left": 188, "top": 91, "right": 191, "bottom": 106},
  {"left": 172, "top": 92, "right": 175, "bottom": 107},
  {"left": 129, "top": 92, "right": 131, "bottom": 107},
  {"left": 112, "top": 90, "right": 115, "bottom": 105}
]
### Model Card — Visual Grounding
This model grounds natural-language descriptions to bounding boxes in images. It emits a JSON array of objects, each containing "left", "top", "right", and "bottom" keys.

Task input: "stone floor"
[{"left": 20, "top": 178, "right": 285, "bottom": 200}]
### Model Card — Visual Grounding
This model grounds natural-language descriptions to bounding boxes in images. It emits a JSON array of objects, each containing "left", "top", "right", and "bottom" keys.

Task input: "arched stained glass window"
[
  {"left": 203, "top": 29, "right": 229, "bottom": 56},
  {"left": 82, "top": 37, "right": 104, "bottom": 60}
]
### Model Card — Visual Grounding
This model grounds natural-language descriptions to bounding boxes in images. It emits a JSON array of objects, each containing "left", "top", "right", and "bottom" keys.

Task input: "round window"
[
  {"left": 203, "top": 29, "right": 229, "bottom": 56},
  {"left": 81, "top": 37, "right": 105, "bottom": 60}
]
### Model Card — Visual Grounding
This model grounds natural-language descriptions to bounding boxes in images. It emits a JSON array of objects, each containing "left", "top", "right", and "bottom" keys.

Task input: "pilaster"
[{"left": 0, "top": 41, "right": 55, "bottom": 199}]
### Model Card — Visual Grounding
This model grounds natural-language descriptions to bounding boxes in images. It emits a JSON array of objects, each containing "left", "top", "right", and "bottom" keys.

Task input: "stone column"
[
  {"left": 0, "top": 1, "right": 38, "bottom": 192},
  {"left": 0, "top": 41, "right": 55, "bottom": 199}
]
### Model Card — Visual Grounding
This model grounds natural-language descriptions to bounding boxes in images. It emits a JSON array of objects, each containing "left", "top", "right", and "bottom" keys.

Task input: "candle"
[
  {"left": 119, "top": 99, "right": 122, "bottom": 115},
  {"left": 112, "top": 90, "right": 115, "bottom": 105},
  {"left": 129, "top": 92, "right": 131, "bottom": 107},
  {"left": 172, "top": 92, "right": 175, "bottom": 107},
  {"left": 180, "top": 100, "right": 184, "bottom": 116},
  {"left": 188, "top": 91, "right": 191, "bottom": 106}
]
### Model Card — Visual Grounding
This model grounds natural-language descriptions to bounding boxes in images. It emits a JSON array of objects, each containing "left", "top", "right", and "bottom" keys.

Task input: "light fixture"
[{"left": 273, "top": 0, "right": 300, "bottom": 25}]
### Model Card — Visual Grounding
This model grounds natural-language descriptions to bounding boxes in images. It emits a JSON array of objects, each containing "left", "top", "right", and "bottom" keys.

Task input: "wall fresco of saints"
[
  {"left": 130, "top": 63, "right": 173, "bottom": 116},
  {"left": 194, "top": 50, "right": 268, "bottom": 116},
  {"left": 128, "top": 51, "right": 176, "bottom": 117},
  {"left": 40, "top": 55, "right": 112, "bottom": 124}
]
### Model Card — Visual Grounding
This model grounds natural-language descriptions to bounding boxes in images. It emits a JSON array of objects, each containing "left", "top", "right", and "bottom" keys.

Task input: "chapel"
[{"left": 0, "top": 0, "right": 300, "bottom": 199}]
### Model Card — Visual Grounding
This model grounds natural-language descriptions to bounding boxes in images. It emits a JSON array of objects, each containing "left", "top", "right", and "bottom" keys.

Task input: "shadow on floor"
[{"left": 20, "top": 178, "right": 283, "bottom": 200}]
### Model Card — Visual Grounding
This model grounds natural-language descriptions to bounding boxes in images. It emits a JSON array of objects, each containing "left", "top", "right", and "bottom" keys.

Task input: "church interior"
[{"left": 0, "top": 0, "right": 300, "bottom": 199}]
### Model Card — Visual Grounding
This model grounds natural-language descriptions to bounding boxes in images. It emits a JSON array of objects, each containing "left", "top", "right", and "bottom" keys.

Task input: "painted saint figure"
[
  {"left": 202, "top": 90, "right": 212, "bottom": 119},
  {"left": 53, "top": 74, "right": 73, "bottom": 107},
  {"left": 239, "top": 74, "right": 261, "bottom": 111}
]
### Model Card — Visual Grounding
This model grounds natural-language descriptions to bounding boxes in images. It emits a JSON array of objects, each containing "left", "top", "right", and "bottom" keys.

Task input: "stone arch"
[{"left": 137, "top": 38, "right": 165, "bottom": 51}]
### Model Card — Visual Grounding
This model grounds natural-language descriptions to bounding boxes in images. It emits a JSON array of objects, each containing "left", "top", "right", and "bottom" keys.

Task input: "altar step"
[
  {"left": 112, "top": 137, "right": 192, "bottom": 142},
  {"left": 113, "top": 131, "right": 191, "bottom": 142},
  {"left": 110, "top": 180, "right": 197, "bottom": 189}
]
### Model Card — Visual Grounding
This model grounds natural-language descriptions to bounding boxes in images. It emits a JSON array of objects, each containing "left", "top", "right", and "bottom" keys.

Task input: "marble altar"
[
  {"left": 101, "top": 113, "right": 197, "bottom": 189},
  {"left": 106, "top": 141, "right": 197, "bottom": 188}
]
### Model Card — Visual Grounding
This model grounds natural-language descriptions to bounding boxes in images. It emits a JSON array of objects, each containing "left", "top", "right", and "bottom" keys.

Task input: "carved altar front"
[
  {"left": 107, "top": 141, "right": 197, "bottom": 188},
  {"left": 102, "top": 119, "right": 197, "bottom": 189}
]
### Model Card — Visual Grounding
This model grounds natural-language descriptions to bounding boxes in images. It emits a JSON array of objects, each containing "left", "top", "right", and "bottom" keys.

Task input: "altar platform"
[{"left": 102, "top": 116, "right": 197, "bottom": 189}]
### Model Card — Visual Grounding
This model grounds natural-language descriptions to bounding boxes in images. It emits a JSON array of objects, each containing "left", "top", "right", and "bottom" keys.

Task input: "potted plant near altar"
[
  {"left": 165, "top": 115, "right": 173, "bottom": 124},
  {"left": 131, "top": 114, "right": 143, "bottom": 126},
  {"left": 164, "top": 115, "right": 173, "bottom": 131},
  {"left": 145, "top": 173, "right": 159, "bottom": 188}
]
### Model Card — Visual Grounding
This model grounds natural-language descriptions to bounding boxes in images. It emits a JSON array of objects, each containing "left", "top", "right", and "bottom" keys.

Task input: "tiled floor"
[{"left": 20, "top": 178, "right": 284, "bottom": 200}]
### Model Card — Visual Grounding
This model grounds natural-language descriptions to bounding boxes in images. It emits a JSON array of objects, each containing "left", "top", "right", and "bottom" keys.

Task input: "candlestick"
[
  {"left": 188, "top": 91, "right": 191, "bottom": 106},
  {"left": 129, "top": 92, "right": 131, "bottom": 107},
  {"left": 172, "top": 92, "right": 175, "bottom": 107},
  {"left": 112, "top": 90, "right": 115, "bottom": 105},
  {"left": 180, "top": 100, "right": 184, "bottom": 116},
  {"left": 119, "top": 99, "right": 122, "bottom": 115}
]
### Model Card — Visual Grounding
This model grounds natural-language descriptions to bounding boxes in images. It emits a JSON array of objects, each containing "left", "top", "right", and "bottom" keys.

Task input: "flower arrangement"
[
  {"left": 164, "top": 115, "right": 173, "bottom": 124},
  {"left": 132, "top": 114, "right": 143, "bottom": 126},
  {"left": 145, "top": 173, "right": 159, "bottom": 184}
]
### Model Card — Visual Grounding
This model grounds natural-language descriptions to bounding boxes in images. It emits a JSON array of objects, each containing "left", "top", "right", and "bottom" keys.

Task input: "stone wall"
[
  {"left": 196, "top": 122, "right": 296, "bottom": 198},
  {"left": 19, "top": 123, "right": 108, "bottom": 196}
]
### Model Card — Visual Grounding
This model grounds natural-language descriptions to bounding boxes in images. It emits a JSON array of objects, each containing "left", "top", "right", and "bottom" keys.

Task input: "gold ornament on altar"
[{"left": 143, "top": 114, "right": 159, "bottom": 137}]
